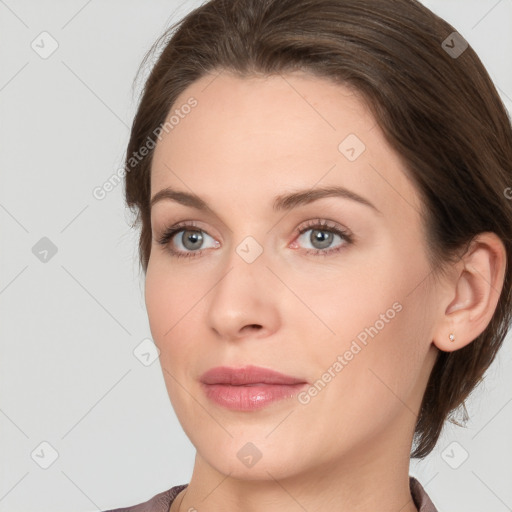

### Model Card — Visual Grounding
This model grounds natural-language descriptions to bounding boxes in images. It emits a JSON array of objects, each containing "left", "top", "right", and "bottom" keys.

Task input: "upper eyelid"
[{"left": 161, "top": 218, "right": 348, "bottom": 235}]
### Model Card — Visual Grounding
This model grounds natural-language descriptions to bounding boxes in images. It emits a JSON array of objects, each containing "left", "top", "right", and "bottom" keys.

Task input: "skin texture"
[{"left": 145, "top": 71, "right": 506, "bottom": 512}]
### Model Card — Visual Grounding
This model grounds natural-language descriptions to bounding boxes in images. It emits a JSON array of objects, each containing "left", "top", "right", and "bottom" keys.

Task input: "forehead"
[{"left": 150, "top": 71, "right": 423, "bottom": 221}]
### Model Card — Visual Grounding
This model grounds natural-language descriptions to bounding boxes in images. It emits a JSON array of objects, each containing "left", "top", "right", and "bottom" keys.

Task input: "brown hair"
[{"left": 124, "top": 0, "right": 512, "bottom": 459}]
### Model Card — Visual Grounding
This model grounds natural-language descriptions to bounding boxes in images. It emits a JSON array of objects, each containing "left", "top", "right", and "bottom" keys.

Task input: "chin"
[{"left": 189, "top": 425, "right": 316, "bottom": 479}]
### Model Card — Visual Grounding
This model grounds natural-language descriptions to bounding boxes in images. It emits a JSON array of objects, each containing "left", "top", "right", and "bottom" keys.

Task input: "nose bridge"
[
  {"left": 233, "top": 234, "right": 266, "bottom": 267},
  {"left": 205, "top": 231, "right": 280, "bottom": 337},
  {"left": 219, "top": 232, "right": 270, "bottom": 297}
]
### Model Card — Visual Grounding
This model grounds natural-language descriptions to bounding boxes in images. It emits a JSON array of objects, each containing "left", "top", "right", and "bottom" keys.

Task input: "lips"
[
  {"left": 200, "top": 364, "right": 306, "bottom": 386},
  {"left": 199, "top": 365, "right": 308, "bottom": 411}
]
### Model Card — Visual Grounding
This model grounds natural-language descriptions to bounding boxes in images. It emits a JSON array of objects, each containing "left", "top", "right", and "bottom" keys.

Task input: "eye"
[
  {"left": 156, "top": 221, "right": 219, "bottom": 259},
  {"left": 292, "top": 219, "right": 353, "bottom": 256}
]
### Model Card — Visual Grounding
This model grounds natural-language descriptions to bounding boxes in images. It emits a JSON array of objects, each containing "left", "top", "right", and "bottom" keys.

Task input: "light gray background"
[{"left": 1, "top": 1, "right": 511, "bottom": 511}]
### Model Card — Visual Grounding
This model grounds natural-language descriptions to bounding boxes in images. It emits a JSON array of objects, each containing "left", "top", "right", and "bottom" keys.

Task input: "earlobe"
[{"left": 432, "top": 232, "right": 507, "bottom": 353}]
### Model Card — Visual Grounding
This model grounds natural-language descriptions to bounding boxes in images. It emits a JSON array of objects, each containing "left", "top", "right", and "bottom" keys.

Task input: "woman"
[{"left": 105, "top": 0, "right": 512, "bottom": 510}]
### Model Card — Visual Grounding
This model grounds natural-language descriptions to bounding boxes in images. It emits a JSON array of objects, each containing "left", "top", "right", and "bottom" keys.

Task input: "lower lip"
[{"left": 201, "top": 382, "right": 308, "bottom": 411}]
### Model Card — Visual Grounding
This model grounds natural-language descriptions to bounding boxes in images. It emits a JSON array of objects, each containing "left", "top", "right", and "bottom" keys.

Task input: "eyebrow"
[{"left": 150, "top": 185, "right": 381, "bottom": 215}]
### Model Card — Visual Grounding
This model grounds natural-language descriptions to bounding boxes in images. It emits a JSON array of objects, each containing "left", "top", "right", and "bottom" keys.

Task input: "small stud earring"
[{"left": 449, "top": 333, "right": 455, "bottom": 342}]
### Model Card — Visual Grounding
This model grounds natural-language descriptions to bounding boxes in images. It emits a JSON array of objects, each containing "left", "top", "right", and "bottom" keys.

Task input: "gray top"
[{"left": 103, "top": 476, "right": 438, "bottom": 512}]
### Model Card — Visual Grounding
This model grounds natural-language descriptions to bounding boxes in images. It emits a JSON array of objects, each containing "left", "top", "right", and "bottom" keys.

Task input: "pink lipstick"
[{"left": 200, "top": 365, "right": 307, "bottom": 411}]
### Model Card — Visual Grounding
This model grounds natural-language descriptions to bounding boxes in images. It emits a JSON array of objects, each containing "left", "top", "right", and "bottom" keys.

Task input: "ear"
[{"left": 432, "top": 232, "right": 507, "bottom": 352}]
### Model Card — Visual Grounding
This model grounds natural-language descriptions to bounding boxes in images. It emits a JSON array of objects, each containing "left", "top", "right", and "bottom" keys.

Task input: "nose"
[{"left": 205, "top": 242, "right": 281, "bottom": 342}]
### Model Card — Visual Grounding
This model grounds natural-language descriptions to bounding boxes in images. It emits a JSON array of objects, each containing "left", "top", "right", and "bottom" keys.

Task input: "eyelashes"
[{"left": 156, "top": 218, "right": 354, "bottom": 259}]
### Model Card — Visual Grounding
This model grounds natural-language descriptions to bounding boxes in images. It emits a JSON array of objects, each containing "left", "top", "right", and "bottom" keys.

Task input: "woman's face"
[{"left": 146, "top": 71, "right": 441, "bottom": 479}]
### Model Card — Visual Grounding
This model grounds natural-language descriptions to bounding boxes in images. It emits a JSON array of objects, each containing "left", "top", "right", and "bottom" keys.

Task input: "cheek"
[
  {"left": 144, "top": 264, "right": 196, "bottom": 410},
  {"left": 298, "top": 301, "right": 426, "bottom": 448},
  {"left": 292, "top": 248, "right": 395, "bottom": 347},
  {"left": 144, "top": 261, "right": 191, "bottom": 364},
  {"left": 144, "top": 263, "right": 170, "bottom": 342},
  {"left": 301, "top": 243, "right": 430, "bottom": 405},
  {"left": 144, "top": 259, "right": 213, "bottom": 378},
  {"left": 145, "top": 258, "right": 199, "bottom": 340}
]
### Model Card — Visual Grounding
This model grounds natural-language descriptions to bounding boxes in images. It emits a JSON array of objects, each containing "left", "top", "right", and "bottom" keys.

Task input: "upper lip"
[{"left": 200, "top": 365, "right": 307, "bottom": 385}]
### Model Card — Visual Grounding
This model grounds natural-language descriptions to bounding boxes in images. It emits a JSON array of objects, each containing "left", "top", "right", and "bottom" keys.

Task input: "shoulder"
[
  {"left": 409, "top": 476, "right": 438, "bottom": 512},
  {"left": 102, "top": 483, "right": 189, "bottom": 512}
]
